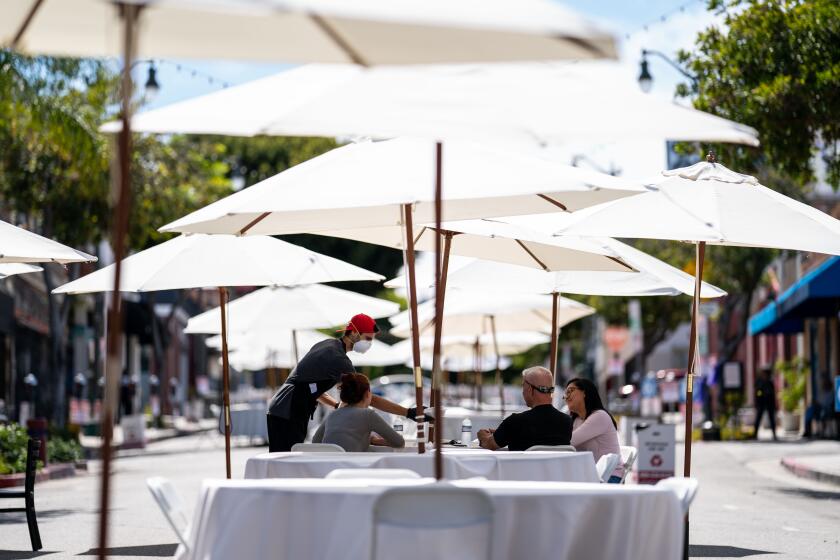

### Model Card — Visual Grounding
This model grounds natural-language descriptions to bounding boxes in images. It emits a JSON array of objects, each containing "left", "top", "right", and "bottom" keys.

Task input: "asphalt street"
[{"left": 1, "top": 433, "right": 838, "bottom": 559}]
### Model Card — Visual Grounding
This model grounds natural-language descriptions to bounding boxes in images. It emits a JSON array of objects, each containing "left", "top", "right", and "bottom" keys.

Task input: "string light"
[
  {"left": 132, "top": 58, "right": 232, "bottom": 94},
  {"left": 624, "top": 0, "right": 704, "bottom": 40}
]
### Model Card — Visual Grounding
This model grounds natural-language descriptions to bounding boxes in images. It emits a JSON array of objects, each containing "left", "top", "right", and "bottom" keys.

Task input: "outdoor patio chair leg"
[{"left": 25, "top": 494, "right": 42, "bottom": 551}]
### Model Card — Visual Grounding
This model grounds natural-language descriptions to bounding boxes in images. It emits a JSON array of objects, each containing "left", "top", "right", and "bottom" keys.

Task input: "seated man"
[{"left": 477, "top": 366, "right": 572, "bottom": 451}]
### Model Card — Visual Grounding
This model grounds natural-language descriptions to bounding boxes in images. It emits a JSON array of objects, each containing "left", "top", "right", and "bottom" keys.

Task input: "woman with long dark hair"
[
  {"left": 312, "top": 373, "right": 405, "bottom": 452},
  {"left": 564, "top": 378, "right": 623, "bottom": 483}
]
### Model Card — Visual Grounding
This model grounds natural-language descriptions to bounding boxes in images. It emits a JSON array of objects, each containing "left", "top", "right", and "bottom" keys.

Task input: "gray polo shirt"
[{"left": 267, "top": 338, "right": 354, "bottom": 420}]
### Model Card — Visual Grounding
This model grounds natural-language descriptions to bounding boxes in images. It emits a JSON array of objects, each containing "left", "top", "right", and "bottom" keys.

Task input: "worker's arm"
[
  {"left": 317, "top": 393, "right": 339, "bottom": 409},
  {"left": 370, "top": 394, "right": 407, "bottom": 416}
]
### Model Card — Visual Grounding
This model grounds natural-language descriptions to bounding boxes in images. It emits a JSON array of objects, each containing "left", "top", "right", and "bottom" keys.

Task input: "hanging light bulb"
[
  {"left": 637, "top": 55, "right": 653, "bottom": 93},
  {"left": 144, "top": 63, "right": 160, "bottom": 99}
]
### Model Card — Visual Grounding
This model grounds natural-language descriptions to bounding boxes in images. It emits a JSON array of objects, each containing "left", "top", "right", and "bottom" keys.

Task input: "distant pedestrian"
[{"left": 753, "top": 367, "right": 777, "bottom": 440}]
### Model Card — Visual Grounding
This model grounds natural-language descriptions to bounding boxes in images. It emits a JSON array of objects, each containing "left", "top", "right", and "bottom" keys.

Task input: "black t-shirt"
[
  {"left": 267, "top": 338, "right": 354, "bottom": 420},
  {"left": 491, "top": 404, "right": 573, "bottom": 451}
]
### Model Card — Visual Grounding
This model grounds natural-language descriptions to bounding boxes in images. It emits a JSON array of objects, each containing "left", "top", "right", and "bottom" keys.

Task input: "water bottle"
[{"left": 461, "top": 417, "right": 472, "bottom": 445}]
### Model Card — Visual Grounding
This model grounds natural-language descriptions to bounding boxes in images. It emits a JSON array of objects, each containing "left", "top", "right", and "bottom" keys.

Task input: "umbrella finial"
[{"left": 706, "top": 151, "right": 717, "bottom": 164}]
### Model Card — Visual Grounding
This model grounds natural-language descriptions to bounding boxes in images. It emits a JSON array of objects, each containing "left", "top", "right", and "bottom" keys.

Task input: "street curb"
[
  {"left": 0, "top": 463, "right": 80, "bottom": 488},
  {"left": 780, "top": 457, "right": 840, "bottom": 486},
  {"left": 81, "top": 425, "right": 214, "bottom": 457}
]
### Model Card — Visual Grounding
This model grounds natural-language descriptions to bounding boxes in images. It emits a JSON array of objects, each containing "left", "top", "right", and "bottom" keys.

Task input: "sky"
[{"left": 133, "top": 0, "right": 724, "bottom": 179}]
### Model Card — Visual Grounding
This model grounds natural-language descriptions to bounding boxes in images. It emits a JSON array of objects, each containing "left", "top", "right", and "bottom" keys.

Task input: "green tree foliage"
[
  {"left": 606, "top": 0, "right": 839, "bottom": 369},
  {"left": 678, "top": 0, "right": 840, "bottom": 189},
  {"left": 0, "top": 52, "right": 232, "bottom": 424}
]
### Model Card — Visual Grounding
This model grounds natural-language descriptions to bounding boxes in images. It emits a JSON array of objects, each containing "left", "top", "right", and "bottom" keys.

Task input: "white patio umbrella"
[
  {"left": 185, "top": 283, "right": 399, "bottom": 336},
  {"left": 3, "top": 0, "right": 616, "bottom": 64},
  {"left": 214, "top": 330, "right": 407, "bottom": 370},
  {"left": 397, "top": 331, "right": 550, "bottom": 361},
  {"left": 4, "top": 0, "right": 620, "bottom": 535},
  {"left": 52, "top": 233, "right": 384, "bottom": 478},
  {"left": 390, "top": 289, "right": 593, "bottom": 338},
  {"left": 159, "top": 138, "right": 642, "bottom": 236},
  {"left": 105, "top": 62, "right": 758, "bottom": 146},
  {"left": 0, "top": 219, "right": 96, "bottom": 264},
  {"left": 209, "top": 330, "right": 330, "bottom": 371},
  {"left": 158, "top": 136, "right": 641, "bottom": 464},
  {"left": 0, "top": 263, "right": 43, "bottom": 279},
  {"left": 553, "top": 154, "right": 840, "bottom": 495}
]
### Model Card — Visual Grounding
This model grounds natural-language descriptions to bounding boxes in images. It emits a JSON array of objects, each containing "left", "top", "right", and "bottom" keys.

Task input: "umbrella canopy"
[
  {"left": 395, "top": 331, "right": 550, "bottom": 360},
  {"left": 210, "top": 329, "right": 408, "bottom": 369},
  {"left": 0, "top": 263, "right": 43, "bottom": 279},
  {"left": 210, "top": 330, "right": 329, "bottom": 370},
  {"left": 185, "top": 283, "right": 400, "bottom": 335},
  {"left": 3, "top": 0, "right": 616, "bottom": 64},
  {"left": 442, "top": 217, "right": 727, "bottom": 298},
  {"left": 0, "top": 220, "right": 96, "bottom": 264},
  {"left": 103, "top": 62, "right": 757, "bottom": 146},
  {"left": 324, "top": 217, "right": 635, "bottom": 273},
  {"left": 52, "top": 233, "right": 383, "bottom": 294},
  {"left": 389, "top": 289, "right": 594, "bottom": 338},
  {"left": 554, "top": 160, "right": 840, "bottom": 254},
  {"left": 159, "top": 138, "right": 643, "bottom": 236}
]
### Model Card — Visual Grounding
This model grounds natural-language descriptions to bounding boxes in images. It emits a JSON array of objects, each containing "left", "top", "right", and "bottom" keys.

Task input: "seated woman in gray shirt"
[{"left": 313, "top": 373, "right": 405, "bottom": 452}]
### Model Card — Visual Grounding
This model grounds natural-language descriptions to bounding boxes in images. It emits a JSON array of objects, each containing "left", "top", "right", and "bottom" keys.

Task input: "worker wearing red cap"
[{"left": 267, "top": 313, "right": 429, "bottom": 451}]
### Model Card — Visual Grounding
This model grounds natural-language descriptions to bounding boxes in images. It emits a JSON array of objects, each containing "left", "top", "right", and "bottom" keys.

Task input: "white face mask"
[{"left": 353, "top": 339, "right": 372, "bottom": 354}]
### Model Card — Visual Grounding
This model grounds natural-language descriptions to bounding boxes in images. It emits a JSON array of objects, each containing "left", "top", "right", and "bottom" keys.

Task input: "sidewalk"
[
  {"left": 80, "top": 417, "right": 216, "bottom": 456},
  {"left": 781, "top": 453, "right": 840, "bottom": 486}
]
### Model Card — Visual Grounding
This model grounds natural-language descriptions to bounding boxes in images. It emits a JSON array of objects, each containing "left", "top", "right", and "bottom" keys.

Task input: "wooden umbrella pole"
[
  {"left": 402, "top": 203, "right": 425, "bottom": 454},
  {"left": 98, "top": 5, "right": 138, "bottom": 559},
  {"left": 490, "top": 315, "right": 504, "bottom": 415},
  {"left": 432, "top": 141, "right": 445, "bottom": 480},
  {"left": 219, "top": 287, "right": 232, "bottom": 479},
  {"left": 549, "top": 292, "right": 560, "bottom": 383},
  {"left": 682, "top": 241, "right": 705, "bottom": 560},
  {"left": 473, "top": 337, "right": 480, "bottom": 405}
]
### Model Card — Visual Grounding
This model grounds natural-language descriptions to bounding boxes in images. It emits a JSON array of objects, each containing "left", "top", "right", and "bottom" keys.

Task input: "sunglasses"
[
  {"left": 525, "top": 380, "right": 554, "bottom": 394},
  {"left": 563, "top": 386, "right": 578, "bottom": 399}
]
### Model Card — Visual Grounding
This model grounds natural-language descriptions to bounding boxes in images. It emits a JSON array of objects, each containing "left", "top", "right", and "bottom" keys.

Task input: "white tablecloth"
[
  {"left": 179, "top": 478, "right": 682, "bottom": 560},
  {"left": 244, "top": 449, "right": 599, "bottom": 482}
]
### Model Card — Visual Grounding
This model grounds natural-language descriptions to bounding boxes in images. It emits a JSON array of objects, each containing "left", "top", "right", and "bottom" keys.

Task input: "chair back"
[
  {"left": 291, "top": 443, "right": 345, "bottom": 453},
  {"left": 595, "top": 453, "right": 621, "bottom": 483},
  {"left": 326, "top": 468, "right": 421, "bottom": 480},
  {"left": 146, "top": 477, "right": 190, "bottom": 549},
  {"left": 618, "top": 446, "right": 637, "bottom": 483},
  {"left": 656, "top": 477, "right": 700, "bottom": 515},
  {"left": 372, "top": 483, "right": 494, "bottom": 560},
  {"left": 24, "top": 439, "right": 41, "bottom": 494},
  {"left": 525, "top": 445, "right": 576, "bottom": 452}
]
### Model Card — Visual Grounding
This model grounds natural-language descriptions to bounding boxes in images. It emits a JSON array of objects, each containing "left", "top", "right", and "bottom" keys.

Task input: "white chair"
[
  {"left": 656, "top": 477, "right": 700, "bottom": 515},
  {"left": 372, "top": 483, "right": 494, "bottom": 560},
  {"left": 291, "top": 443, "right": 345, "bottom": 452},
  {"left": 146, "top": 477, "right": 190, "bottom": 550},
  {"left": 618, "top": 445, "right": 637, "bottom": 483},
  {"left": 595, "top": 453, "right": 621, "bottom": 483},
  {"left": 526, "top": 444, "right": 576, "bottom": 452},
  {"left": 326, "top": 468, "right": 421, "bottom": 480}
]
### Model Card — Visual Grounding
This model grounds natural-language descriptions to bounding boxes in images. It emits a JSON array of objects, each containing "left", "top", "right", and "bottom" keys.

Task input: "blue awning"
[{"left": 749, "top": 256, "right": 840, "bottom": 336}]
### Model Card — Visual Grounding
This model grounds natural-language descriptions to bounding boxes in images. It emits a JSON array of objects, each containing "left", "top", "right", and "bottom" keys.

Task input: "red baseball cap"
[{"left": 338, "top": 313, "right": 380, "bottom": 335}]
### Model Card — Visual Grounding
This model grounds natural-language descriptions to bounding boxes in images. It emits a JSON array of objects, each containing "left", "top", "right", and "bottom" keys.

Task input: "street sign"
[{"left": 633, "top": 423, "right": 675, "bottom": 484}]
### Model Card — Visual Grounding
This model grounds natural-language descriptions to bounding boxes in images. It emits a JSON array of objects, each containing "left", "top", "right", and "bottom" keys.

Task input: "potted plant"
[{"left": 776, "top": 357, "right": 807, "bottom": 433}]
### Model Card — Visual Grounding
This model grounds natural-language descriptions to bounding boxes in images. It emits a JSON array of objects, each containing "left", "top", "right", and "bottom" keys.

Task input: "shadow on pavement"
[
  {"left": 0, "top": 509, "right": 80, "bottom": 524},
  {"left": 0, "top": 552, "right": 57, "bottom": 559},
  {"left": 77, "top": 544, "right": 178, "bottom": 557},
  {"left": 773, "top": 487, "right": 840, "bottom": 501},
  {"left": 690, "top": 544, "right": 776, "bottom": 557}
]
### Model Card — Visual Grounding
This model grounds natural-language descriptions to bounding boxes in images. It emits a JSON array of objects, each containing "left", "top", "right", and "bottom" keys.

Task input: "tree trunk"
[{"left": 42, "top": 265, "right": 68, "bottom": 427}]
